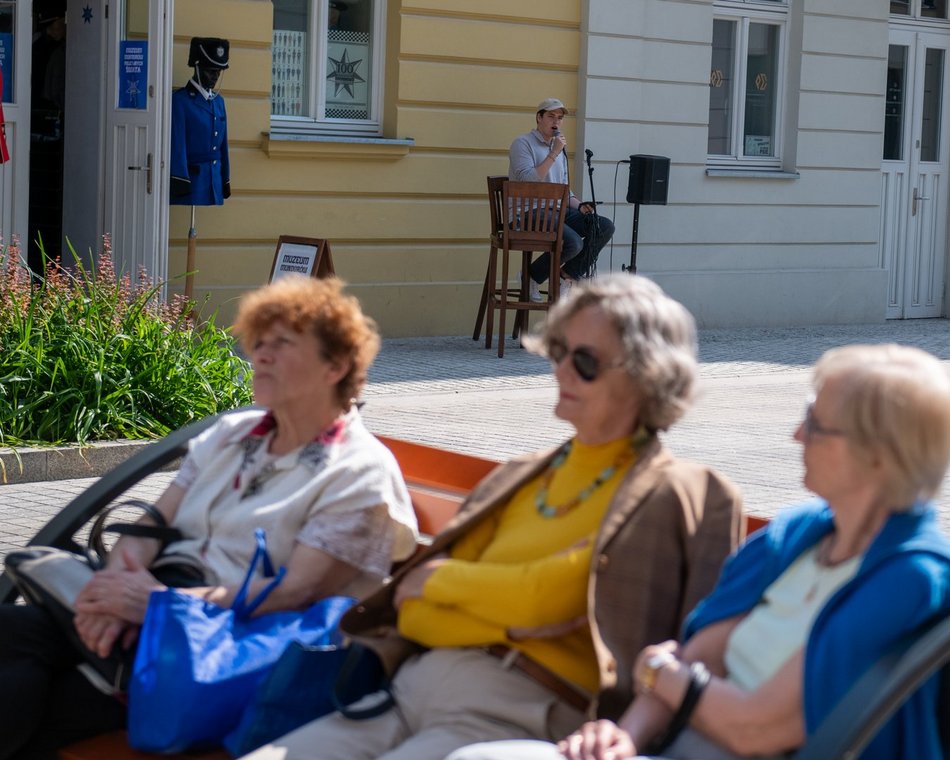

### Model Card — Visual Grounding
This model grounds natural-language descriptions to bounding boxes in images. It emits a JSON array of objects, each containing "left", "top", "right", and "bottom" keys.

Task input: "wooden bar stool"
[
  {"left": 474, "top": 176, "right": 531, "bottom": 343},
  {"left": 472, "top": 176, "right": 510, "bottom": 342},
  {"left": 483, "top": 180, "right": 569, "bottom": 357}
]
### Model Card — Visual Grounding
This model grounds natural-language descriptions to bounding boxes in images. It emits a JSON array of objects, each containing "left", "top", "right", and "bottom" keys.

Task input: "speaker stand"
[{"left": 624, "top": 202, "right": 641, "bottom": 273}]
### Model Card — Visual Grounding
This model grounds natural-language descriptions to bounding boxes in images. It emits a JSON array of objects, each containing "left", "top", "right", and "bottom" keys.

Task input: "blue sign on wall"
[
  {"left": 0, "top": 33, "right": 13, "bottom": 103},
  {"left": 119, "top": 40, "right": 148, "bottom": 109}
]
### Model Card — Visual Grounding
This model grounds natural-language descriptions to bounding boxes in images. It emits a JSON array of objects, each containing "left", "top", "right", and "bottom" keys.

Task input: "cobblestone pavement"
[{"left": 1, "top": 319, "right": 948, "bottom": 557}]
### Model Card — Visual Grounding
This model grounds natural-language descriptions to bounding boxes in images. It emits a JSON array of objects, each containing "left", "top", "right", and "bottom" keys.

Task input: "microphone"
[{"left": 585, "top": 148, "right": 593, "bottom": 160}]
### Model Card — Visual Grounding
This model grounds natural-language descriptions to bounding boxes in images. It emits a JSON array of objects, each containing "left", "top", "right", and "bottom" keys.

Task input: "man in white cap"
[{"left": 508, "top": 98, "right": 615, "bottom": 301}]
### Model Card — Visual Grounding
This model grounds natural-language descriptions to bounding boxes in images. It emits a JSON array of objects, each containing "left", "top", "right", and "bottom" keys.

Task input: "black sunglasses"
[{"left": 547, "top": 338, "right": 626, "bottom": 383}]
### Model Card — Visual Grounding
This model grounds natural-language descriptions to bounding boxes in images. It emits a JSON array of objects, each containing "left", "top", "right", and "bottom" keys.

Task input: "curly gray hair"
[{"left": 524, "top": 274, "right": 698, "bottom": 431}]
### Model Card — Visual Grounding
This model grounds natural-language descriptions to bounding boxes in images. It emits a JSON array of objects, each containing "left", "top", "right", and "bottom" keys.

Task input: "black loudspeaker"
[{"left": 626, "top": 154, "right": 670, "bottom": 205}]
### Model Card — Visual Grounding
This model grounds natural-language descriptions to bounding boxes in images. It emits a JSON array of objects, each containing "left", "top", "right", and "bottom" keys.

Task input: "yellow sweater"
[{"left": 398, "top": 436, "right": 635, "bottom": 692}]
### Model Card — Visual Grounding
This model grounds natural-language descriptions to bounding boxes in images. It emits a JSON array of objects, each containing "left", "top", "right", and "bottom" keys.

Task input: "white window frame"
[
  {"left": 708, "top": 1, "right": 789, "bottom": 169},
  {"left": 270, "top": 0, "right": 387, "bottom": 137},
  {"left": 890, "top": 0, "right": 950, "bottom": 20}
]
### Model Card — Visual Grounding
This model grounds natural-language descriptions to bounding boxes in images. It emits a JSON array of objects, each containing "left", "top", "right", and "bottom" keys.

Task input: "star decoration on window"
[
  {"left": 82, "top": 4, "right": 93, "bottom": 23},
  {"left": 326, "top": 48, "right": 365, "bottom": 98}
]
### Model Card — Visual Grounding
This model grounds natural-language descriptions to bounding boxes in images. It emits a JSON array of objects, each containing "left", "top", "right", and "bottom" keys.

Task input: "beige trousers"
[{"left": 240, "top": 648, "right": 586, "bottom": 760}]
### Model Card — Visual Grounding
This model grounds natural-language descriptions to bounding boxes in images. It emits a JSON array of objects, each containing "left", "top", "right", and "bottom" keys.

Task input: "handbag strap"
[
  {"left": 87, "top": 500, "right": 184, "bottom": 568},
  {"left": 331, "top": 643, "right": 395, "bottom": 720},
  {"left": 231, "top": 528, "right": 286, "bottom": 619}
]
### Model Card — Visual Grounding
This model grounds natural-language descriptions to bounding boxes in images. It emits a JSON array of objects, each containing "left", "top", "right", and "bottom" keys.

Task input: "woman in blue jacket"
[{"left": 450, "top": 343, "right": 950, "bottom": 760}]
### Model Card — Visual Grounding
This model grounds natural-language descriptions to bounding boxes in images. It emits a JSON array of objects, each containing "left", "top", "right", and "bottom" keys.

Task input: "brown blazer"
[{"left": 341, "top": 436, "right": 744, "bottom": 720}]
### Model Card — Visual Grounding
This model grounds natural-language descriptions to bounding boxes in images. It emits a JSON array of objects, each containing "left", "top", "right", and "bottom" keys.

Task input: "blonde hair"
[
  {"left": 814, "top": 344, "right": 950, "bottom": 507},
  {"left": 233, "top": 276, "right": 380, "bottom": 409},
  {"left": 525, "top": 274, "right": 697, "bottom": 431}
]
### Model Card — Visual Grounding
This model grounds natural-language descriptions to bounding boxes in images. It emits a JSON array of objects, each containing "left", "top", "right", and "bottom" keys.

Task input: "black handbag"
[
  {"left": 3, "top": 499, "right": 208, "bottom": 694},
  {"left": 223, "top": 640, "right": 391, "bottom": 756}
]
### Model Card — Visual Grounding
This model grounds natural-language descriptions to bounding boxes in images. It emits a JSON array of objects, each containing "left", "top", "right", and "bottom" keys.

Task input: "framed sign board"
[{"left": 269, "top": 236, "right": 336, "bottom": 283}]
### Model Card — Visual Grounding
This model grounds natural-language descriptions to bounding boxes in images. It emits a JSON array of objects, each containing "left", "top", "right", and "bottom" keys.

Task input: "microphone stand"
[
  {"left": 624, "top": 202, "right": 640, "bottom": 274},
  {"left": 583, "top": 149, "right": 600, "bottom": 276}
]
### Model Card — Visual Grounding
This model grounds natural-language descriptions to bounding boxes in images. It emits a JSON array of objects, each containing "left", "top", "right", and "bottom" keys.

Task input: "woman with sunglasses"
[
  {"left": 241, "top": 274, "right": 743, "bottom": 760},
  {"left": 449, "top": 343, "right": 950, "bottom": 760}
]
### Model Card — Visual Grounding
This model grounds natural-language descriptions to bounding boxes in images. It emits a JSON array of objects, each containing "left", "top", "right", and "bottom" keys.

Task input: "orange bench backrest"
[
  {"left": 376, "top": 436, "right": 499, "bottom": 536},
  {"left": 378, "top": 435, "right": 771, "bottom": 539}
]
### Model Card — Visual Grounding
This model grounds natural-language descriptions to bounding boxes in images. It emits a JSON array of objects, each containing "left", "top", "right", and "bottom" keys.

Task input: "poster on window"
[
  {"left": 744, "top": 135, "right": 772, "bottom": 157},
  {"left": 119, "top": 41, "right": 148, "bottom": 110},
  {"left": 272, "top": 30, "right": 306, "bottom": 116},
  {"left": 326, "top": 29, "right": 369, "bottom": 120}
]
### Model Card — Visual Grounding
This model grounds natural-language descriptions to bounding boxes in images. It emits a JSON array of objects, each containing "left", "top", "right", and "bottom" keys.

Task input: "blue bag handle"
[{"left": 231, "top": 528, "right": 287, "bottom": 619}]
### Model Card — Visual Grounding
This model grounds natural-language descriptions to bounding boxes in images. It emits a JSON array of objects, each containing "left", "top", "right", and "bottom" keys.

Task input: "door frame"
[
  {"left": 882, "top": 23, "right": 950, "bottom": 319},
  {"left": 0, "top": 0, "right": 37, "bottom": 258}
]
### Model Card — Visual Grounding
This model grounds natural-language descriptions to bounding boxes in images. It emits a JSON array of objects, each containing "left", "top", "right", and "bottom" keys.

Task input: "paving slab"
[{"left": 1, "top": 319, "right": 948, "bottom": 559}]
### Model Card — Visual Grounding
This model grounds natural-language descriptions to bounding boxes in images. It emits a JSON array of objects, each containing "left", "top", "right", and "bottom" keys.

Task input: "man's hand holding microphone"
[{"left": 549, "top": 128, "right": 567, "bottom": 160}]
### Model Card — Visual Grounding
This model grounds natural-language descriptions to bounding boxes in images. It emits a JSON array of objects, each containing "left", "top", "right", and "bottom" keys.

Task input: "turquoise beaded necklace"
[{"left": 534, "top": 432, "right": 645, "bottom": 518}]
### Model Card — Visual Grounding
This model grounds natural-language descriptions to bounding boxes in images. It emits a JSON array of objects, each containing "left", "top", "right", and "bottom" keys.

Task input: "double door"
[
  {"left": 881, "top": 29, "right": 950, "bottom": 318},
  {"left": 0, "top": 0, "right": 170, "bottom": 281}
]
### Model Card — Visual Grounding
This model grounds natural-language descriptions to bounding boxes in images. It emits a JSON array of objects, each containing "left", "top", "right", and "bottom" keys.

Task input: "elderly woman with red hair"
[{"left": 0, "top": 276, "right": 417, "bottom": 759}]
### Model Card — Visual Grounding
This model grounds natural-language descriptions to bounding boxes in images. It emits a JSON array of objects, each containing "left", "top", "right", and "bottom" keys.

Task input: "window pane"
[
  {"left": 0, "top": 2, "right": 14, "bottom": 103},
  {"left": 743, "top": 23, "right": 778, "bottom": 157},
  {"left": 326, "top": 0, "right": 373, "bottom": 120},
  {"left": 708, "top": 19, "right": 736, "bottom": 156},
  {"left": 922, "top": 0, "right": 949, "bottom": 20},
  {"left": 273, "top": 0, "right": 312, "bottom": 117},
  {"left": 885, "top": 45, "right": 908, "bottom": 161},
  {"left": 890, "top": 0, "right": 910, "bottom": 14},
  {"left": 921, "top": 48, "right": 944, "bottom": 162}
]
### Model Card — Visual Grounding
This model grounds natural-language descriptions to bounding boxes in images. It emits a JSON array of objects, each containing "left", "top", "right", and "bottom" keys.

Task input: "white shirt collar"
[{"left": 190, "top": 77, "right": 217, "bottom": 101}]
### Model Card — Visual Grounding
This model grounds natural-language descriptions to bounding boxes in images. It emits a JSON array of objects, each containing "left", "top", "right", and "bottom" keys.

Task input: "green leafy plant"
[{"left": 0, "top": 235, "right": 252, "bottom": 448}]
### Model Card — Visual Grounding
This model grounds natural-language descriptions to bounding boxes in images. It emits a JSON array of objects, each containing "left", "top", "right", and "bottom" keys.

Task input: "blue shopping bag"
[
  {"left": 127, "top": 529, "right": 357, "bottom": 753},
  {"left": 223, "top": 638, "right": 387, "bottom": 756}
]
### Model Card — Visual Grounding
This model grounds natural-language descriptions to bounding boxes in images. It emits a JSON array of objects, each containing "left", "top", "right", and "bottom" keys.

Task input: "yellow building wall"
[{"left": 169, "top": 0, "right": 580, "bottom": 334}]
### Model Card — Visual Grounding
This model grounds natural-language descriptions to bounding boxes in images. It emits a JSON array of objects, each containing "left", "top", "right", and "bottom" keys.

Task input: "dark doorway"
[{"left": 28, "top": 0, "right": 67, "bottom": 274}]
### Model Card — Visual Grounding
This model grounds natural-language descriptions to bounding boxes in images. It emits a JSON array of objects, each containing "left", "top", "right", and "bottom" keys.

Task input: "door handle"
[
  {"left": 912, "top": 186, "right": 930, "bottom": 216},
  {"left": 127, "top": 152, "right": 153, "bottom": 195}
]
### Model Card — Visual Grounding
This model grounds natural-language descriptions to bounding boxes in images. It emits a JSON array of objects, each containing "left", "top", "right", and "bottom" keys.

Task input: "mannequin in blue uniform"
[{"left": 170, "top": 38, "right": 230, "bottom": 206}]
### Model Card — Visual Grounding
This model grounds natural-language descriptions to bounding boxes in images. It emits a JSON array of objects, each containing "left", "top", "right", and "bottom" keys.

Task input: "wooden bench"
[
  {"left": 55, "top": 433, "right": 500, "bottom": 760},
  {"left": 0, "top": 409, "right": 771, "bottom": 760}
]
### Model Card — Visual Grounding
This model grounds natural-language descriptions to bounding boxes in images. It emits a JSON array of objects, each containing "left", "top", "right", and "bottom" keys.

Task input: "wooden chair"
[
  {"left": 472, "top": 175, "right": 541, "bottom": 344},
  {"left": 484, "top": 180, "right": 570, "bottom": 357},
  {"left": 472, "top": 176, "right": 511, "bottom": 342}
]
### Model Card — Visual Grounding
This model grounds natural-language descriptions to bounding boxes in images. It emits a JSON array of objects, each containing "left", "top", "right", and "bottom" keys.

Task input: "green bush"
[{"left": 0, "top": 236, "right": 252, "bottom": 447}]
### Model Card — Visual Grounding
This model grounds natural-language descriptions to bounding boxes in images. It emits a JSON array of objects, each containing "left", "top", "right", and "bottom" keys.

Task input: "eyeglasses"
[
  {"left": 548, "top": 338, "right": 626, "bottom": 383},
  {"left": 802, "top": 401, "right": 846, "bottom": 440}
]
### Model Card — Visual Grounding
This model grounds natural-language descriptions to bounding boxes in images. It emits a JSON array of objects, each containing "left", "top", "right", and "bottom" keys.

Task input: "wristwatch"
[{"left": 638, "top": 651, "right": 676, "bottom": 693}]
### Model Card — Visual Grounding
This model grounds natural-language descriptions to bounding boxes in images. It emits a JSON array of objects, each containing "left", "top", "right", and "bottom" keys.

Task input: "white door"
[
  {"left": 0, "top": 0, "right": 35, "bottom": 252},
  {"left": 103, "top": 0, "right": 171, "bottom": 282},
  {"left": 881, "top": 28, "right": 950, "bottom": 319}
]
